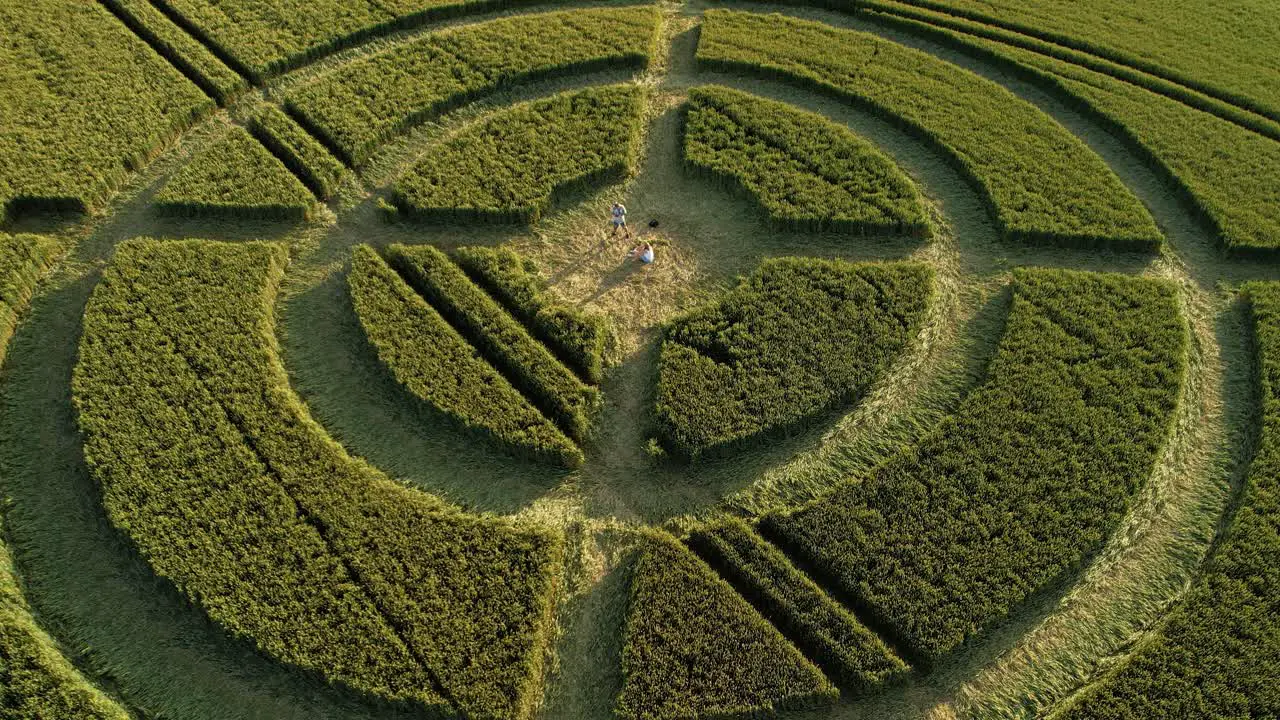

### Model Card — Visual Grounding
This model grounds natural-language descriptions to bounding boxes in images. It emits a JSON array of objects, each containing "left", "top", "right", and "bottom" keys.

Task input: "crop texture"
[
  {"left": 892, "top": 25, "right": 1280, "bottom": 257},
  {"left": 250, "top": 105, "right": 346, "bottom": 200},
  {"left": 99, "top": 0, "right": 247, "bottom": 104},
  {"left": 871, "top": 0, "right": 1280, "bottom": 121},
  {"left": 687, "top": 518, "right": 909, "bottom": 693},
  {"left": 286, "top": 7, "right": 660, "bottom": 166},
  {"left": 348, "top": 245, "right": 583, "bottom": 468},
  {"left": 0, "top": 233, "right": 121, "bottom": 720},
  {"left": 0, "top": 1, "right": 211, "bottom": 223},
  {"left": 1, "top": 517, "right": 131, "bottom": 720},
  {"left": 154, "top": 126, "right": 316, "bottom": 220},
  {"left": 1055, "top": 284, "right": 1280, "bottom": 719},
  {"left": 656, "top": 257, "right": 931, "bottom": 460},
  {"left": 390, "top": 244, "right": 599, "bottom": 442},
  {"left": 392, "top": 85, "right": 645, "bottom": 224},
  {"left": 616, "top": 532, "right": 837, "bottom": 719},
  {"left": 0, "top": 234, "right": 63, "bottom": 352},
  {"left": 684, "top": 86, "right": 929, "bottom": 235},
  {"left": 696, "top": 10, "right": 1162, "bottom": 250},
  {"left": 74, "top": 239, "right": 563, "bottom": 717},
  {"left": 766, "top": 268, "right": 1186, "bottom": 663},
  {"left": 452, "top": 246, "right": 611, "bottom": 385},
  {"left": 154, "top": 0, "right": 568, "bottom": 82}
]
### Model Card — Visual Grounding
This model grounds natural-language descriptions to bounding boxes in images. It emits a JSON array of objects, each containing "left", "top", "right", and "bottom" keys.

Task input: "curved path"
[{"left": 2, "top": 2, "right": 1276, "bottom": 719}]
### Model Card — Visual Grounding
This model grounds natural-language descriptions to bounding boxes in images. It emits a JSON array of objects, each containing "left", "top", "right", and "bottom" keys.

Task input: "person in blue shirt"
[{"left": 610, "top": 202, "right": 630, "bottom": 238}]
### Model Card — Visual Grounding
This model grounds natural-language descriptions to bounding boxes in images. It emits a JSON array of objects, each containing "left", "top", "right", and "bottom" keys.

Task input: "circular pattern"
[{"left": 1, "top": 2, "right": 1275, "bottom": 719}]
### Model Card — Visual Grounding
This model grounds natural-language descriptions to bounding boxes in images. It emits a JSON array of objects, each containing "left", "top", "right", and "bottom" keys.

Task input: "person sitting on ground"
[
  {"left": 610, "top": 202, "right": 630, "bottom": 238},
  {"left": 628, "top": 241, "right": 655, "bottom": 265}
]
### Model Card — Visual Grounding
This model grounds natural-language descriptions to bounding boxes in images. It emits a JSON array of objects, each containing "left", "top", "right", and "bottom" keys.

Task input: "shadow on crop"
[
  {"left": 0, "top": 271, "right": 428, "bottom": 720},
  {"left": 278, "top": 267, "right": 567, "bottom": 513}
]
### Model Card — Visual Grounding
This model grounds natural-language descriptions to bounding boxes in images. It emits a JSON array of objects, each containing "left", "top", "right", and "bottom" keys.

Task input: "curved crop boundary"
[
  {"left": 840, "top": 9, "right": 1280, "bottom": 260},
  {"left": 1, "top": 522, "right": 131, "bottom": 720},
  {"left": 681, "top": 85, "right": 931, "bottom": 236},
  {"left": 695, "top": 11, "right": 1162, "bottom": 252},
  {"left": 749, "top": 0, "right": 1280, "bottom": 143},
  {"left": 858, "top": 0, "right": 1280, "bottom": 126},
  {"left": 764, "top": 268, "right": 1188, "bottom": 665},
  {"left": 281, "top": 7, "right": 660, "bottom": 168},
  {"left": 1045, "top": 284, "right": 1280, "bottom": 720},
  {"left": 149, "top": 0, "right": 563, "bottom": 85},
  {"left": 389, "top": 84, "right": 646, "bottom": 224},
  {"left": 0, "top": 233, "right": 129, "bottom": 719}
]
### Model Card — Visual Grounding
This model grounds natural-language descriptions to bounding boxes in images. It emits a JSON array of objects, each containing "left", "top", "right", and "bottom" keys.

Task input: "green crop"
[
  {"left": 0, "top": 2, "right": 211, "bottom": 223},
  {"left": 765, "top": 268, "right": 1186, "bottom": 664},
  {"left": 794, "top": 0, "right": 1280, "bottom": 142},
  {"left": 99, "top": 0, "right": 246, "bottom": 104},
  {"left": 870, "top": 0, "right": 1280, "bottom": 122},
  {"left": 697, "top": 10, "right": 1162, "bottom": 250},
  {"left": 452, "top": 246, "right": 612, "bottom": 385},
  {"left": 1, "top": 519, "right": 131, "bottom": 720},
  {"left": 0, "top": 234, "right": 63, "bottom": 352},
  {"left": 154, "top": 126, "right": 316, "bottom": 221},
  {"left": 392, "top": 85, "right": 645, "bottom": 224},
  {"left": 1055, "top": 284, "right": 1280, "bottom": 719},
  {"left": 286, "top": 7, "right": 660, "bottom": 166},
  {"left": 76, "top": 242, "right": 442, "bottom": 708},
  {"left": 687, "top": 519, "right": 908, "bottom": 693},
  {"left": 616, "top": 532, "right": 837, "bottom": 719},
  {"left": 154, "top": 0, "right": 562, "bottom": 82},
  {"left": 75, "top": 239, "right": 564, "bottom": 717},
  {"left": 879, "top": 21, "right": 1280, "bottom": 256},
  {"left": 348, "top": 245, "right": 583, "bottom": 468},
  {"left": 389, "top": 244, "right": 599, "bottom": 442},
  {"left": 656, "top": 257, "right": 932, "bottom": 460},
  {"left": 683, "top": 85, "right": 929, "bottom": 235},
  {"left": 0, "top": 233, "right": 121, "bottom": 720},
  {"left": 250, "top": 105, "right": 346, "bottom": 200}
]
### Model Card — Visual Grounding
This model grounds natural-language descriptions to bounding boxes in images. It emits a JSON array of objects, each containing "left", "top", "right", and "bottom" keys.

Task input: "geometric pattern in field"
[
  {"left": 74, "top": 239, "right": 562, "bottom": 718},
  {"left": 390, "top": 85, "right": 647, "bottom": 223},
  {"left": 348, "top": 243, "right": 594, "bottom": 468},
  {"left": 2, "top": 0, "right": 1278, "bottom": 718}
]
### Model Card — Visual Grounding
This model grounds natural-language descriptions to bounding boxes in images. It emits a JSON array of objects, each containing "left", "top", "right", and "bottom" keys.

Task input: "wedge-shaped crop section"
[
  {"left": 0, "top": 1, "right": 211, "bottom": 223},
  {"left": 154, "top": 0, "right": 581, "bottom": 82},
  {"left": 684, "top": 86, "right": 929, "bottom": 235},
  {"left": 286, "top": 7, "right": 660, "bottom": 166},
  {"left": 656, "top": 257, "right": 931, "bottom": 461},
  {"left": 392, "top": 85, "right": 645, "bottom": 224},
  {"left": 452, "top": 246, "right": 612, "bottom": 385},
  {"left": 869, "top": 0, "right": 1280, "bottom": 122},
  {"left": 697, "top": 11, "right": 1161, "bottom": 250},
  {"left": 765, "top": 268, "right": 1186, "bottom": 663},
  {"left": 155, "top": 126, "right": 316, "bottom": 221},
  {"left": 99, "top": 0, "right": 247, "bottom": 104},
  {"left": 616, "top": 532, "right": 837, "bottom": 719},
  {"left": 901, "top": 26, "right": 1280, "bottom": 257},
  {"left": 348, "top": 245, "right": 583, "bottom": 468},
  {"left": 1057, "top": 284, "right": 1280, "bottom": 719},
  {"left": 75, "top": 239, "right": 564, "bottom": 718},
  {"left": 687, "top": 519, "right": 908, "bottom": 693},
  {"left": 250, "top": 105, "right": 346, "bottom": 200},
  {"left": 390, "top": 244, "right": 599, "bottom": 442}
]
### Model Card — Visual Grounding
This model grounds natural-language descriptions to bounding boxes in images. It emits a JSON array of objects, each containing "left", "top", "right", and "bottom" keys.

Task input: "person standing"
[{"left": 610, "top": 202, "right": 631, "bottom": 238}]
